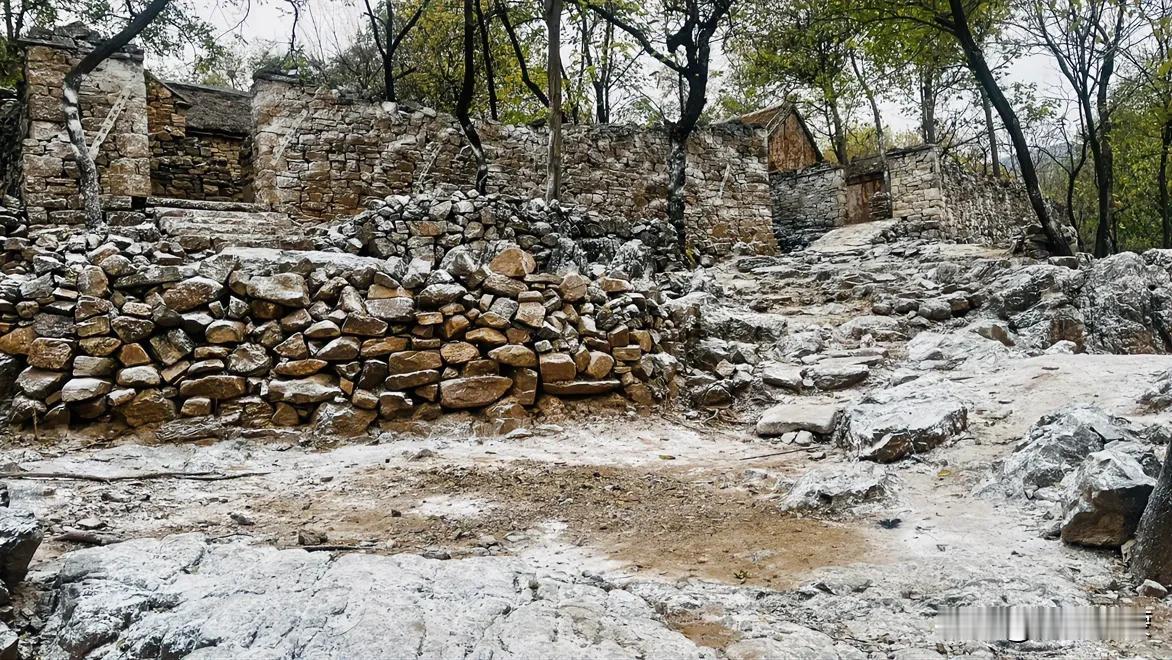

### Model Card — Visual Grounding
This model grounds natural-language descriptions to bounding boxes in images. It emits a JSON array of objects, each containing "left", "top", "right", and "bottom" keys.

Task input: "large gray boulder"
[
  {"left": 38, "top": 534, "right": 710, "bottom": 660},
  {"left": 838, "top": 379, "right": 968, "bottom": 462},
  {"left": 779, "top": 463, "right": 897, "bottom": 512},
  {"left": 0, "top": 508, "right": 42, "bottom": 588},
  {"left": 1060, "top": 443, "right": 1159, "bottom": 548},
  {"left": 982, "top": 406, "right": 1147, "bottom": 501}
]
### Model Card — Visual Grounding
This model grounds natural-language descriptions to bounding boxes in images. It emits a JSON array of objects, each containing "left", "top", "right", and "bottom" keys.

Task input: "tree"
[
  {"left": 544, "top": 0, "right": 562, "bottom": 200},
  {"left": 360, "top": 0, "right": 431, "bottom": 102},
  {"left": 1130, "top": 446, "right": 1172, "bottom": 585},
  {"left": 457, "top": 0, "right": 487, "bottom": 192},
  {"left": 63, "top": 0, "right": 170, "bottom": 234},
  {"left": 577, "top": 0, "right": 732, "bottom": 261},
  {"left": 1019, "top": 0, "right": 1142, "bottom": 257}
]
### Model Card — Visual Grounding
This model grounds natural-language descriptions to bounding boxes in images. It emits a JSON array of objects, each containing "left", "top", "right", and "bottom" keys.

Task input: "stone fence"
[{"left": 250, "top": 75, "right": 777, "bottom": 258}]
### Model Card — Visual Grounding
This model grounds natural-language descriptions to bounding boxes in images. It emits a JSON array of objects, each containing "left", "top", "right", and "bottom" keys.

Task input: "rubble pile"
[
  {"left": 315, "top": 191, "right": 682, "bottom": 278},
  {"left": 0, "top": 225, "right": 683, "bottom": 432}
]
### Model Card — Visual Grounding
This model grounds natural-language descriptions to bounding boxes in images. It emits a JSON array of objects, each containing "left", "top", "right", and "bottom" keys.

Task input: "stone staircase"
[{"left": 146, "top": 198, "right": 313, "bottom": 251}]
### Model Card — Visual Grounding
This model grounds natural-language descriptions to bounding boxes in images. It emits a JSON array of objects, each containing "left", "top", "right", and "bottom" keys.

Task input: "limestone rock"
[
  {"left": 1061, "top": 445, "right": 1157, "bottom": 547},
  {"left": 840, "top": 379, "right": 968, "bottom": 462},
  {"left": 0, "top": 509, "right": 41, "bottom": 587},
  {"left": 178, "top": 375, "right": 248, "bottom": 400},
  {"left": 60, "top": 378, "right": 112, "bottom": 403},
  {"left": 163, "top": 277, "right": 224, "bottom": 312},
  {"left": 780, "top": 463, "right": 897, "bottom": 512},
  {"left": 439, "top": 376, "right": 513, "bottom": 409},
  {"left": 756, "top": 401, "right": 844, "bottom": 437},
  {"left": 268, "top": 375, "right": 342, "bottom": 404},
  {"left": 488, "top": 247, "right": 537, "bottom": 277},
  {"left": 246, "top": 273, "right": 310, "bottom": 307}
]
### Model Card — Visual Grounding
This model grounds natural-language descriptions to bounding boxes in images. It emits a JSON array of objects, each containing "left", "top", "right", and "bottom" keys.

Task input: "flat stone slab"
[
  {"left": 756, "top": 401, "right": 845, "bottom": 437},
  {"left": 36, "top": 534, "right": 709, "bottom": 659}
]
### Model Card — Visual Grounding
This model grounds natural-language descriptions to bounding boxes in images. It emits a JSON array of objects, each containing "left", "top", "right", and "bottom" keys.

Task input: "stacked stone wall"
[
  {"left": 250, "top": 76, "right": 777, "bottom": 258},
  {"left": 146, "top": 78, "right": 252, "bottom": 202},
  {"left": 769, "top": 165, "right": 846, "bottom": 251},
  {"left": 887, "top": 145, "right": 1032, "bottom": 245},
  {"left": 318, "top": 191, "right": 681, "bottom": 276},
  {"left": 19, "top": 39, "right": 150, "bottom": 226},
  {"left": 0, "top": 229, "right": 682, "bottom": 433}
]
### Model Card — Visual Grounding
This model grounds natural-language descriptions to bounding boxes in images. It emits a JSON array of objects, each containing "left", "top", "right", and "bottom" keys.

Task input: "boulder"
[
  {"left": 984, "top": 406, "right": 1145, "bottom": 501},
  {"left": 780, "top": 463, "right": 897, "bottom": 512},
  {"left": 178, "top": 375, "right": 248, "bottom": 400},
  {"left": 0, "top": 509, "right": 41, "bottom": 587},
  {"left": 268, "top": 375, "right": 342, "bottom": 404},
  {"left": 28, "top": 337, "right": 74, "bottom": 370},
  {"left": 163, "top": 277, "right": 224, "bottom": 312},
  {"left": 1060, "top": 445, "right": 1158, "bottom": 547},
  {"left": 489, "top": 247, "right": 537, "bottom": 277},
  {"left": 365, "top": 297, "right": 415, "bottom": 322},
  {"left": 119, "top": 390, "right": 177, "bottom": 427},
  {"left": 761, "top": 363, "right": 804, "bottom": 391},
  {"left": 756, "top": 401, "right": 844, "bottom": 437},
  {"left": 840, "top": 379, "right": 968, "bottom": 462},
  {"left": 538, "top": 353, "right": 576, "bottom": 383},
  {"left": 60, "top": 378, "right": 112, "bottom": 403},
  {"left": 807, "top": 364, "right": 868, "bottom": 391},
  {"left": 488, "top": 345, "right": 537, "bottom": 367},
  {"left": 312, "top": 402, "right": 376, "bottom": 437},
  {"left": 439, "top": 376, "right": 513, "bottom": 409},
  {"left": 246, "top": 273, "right": 309, "bottom": 307}
]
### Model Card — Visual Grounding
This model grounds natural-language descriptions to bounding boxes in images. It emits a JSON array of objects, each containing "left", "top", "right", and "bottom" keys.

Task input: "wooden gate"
[{"left": 845, "top": 172, "right": 884, "bottom": 225}]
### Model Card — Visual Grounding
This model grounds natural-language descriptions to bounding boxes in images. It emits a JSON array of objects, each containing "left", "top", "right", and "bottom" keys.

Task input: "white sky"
[{"left": 170, "top": 0, "right": 1068, "bottom": 134}]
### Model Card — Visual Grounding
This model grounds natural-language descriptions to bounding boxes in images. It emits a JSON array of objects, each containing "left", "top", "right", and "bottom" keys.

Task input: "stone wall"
[
  {"left": 770, "top": 145, "right": 1033, "bottom": 250},
  {"left": 888, "top": 145, "right": 1031, "bottom": 246},
  {"left": 0, "top": 231, "right": 681, "bottom": 432},
  {"left": 250, "top": 75, "right": 777, "bottom": 258},
  {"left": 769, "top": 165, "right": 845, "bottom": 251},
  {"left": 145, "top": 78, "right": 252, "bottom": 202},
  {"left": 19, "top": 35, "right": 150, "bottom": 226}
]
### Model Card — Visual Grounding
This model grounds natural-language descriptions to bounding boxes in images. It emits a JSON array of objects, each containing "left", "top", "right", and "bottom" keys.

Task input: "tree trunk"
[
  {"left": 944, "top": 0, "right": 1072, "bottom": 257},
  {"left": 1130, "top": 444, "right": 1172, "bottom": 585},
  {"left": 920, "top": 69, "right": 937, "bottom": 144},
  {"left": 850, "top": 52, "right": 887, "bottom": 194},
  {"left": 1066, "top": 141, "right": 1088, "bottom": 252},
  {"left": 980, "top": 87, "right": 1000, "bottom": 177},
  {"left": 457, "top": 0, "right": 487, "bottom": 192},
  {"left": 544, "top": 0, "right": 562, "bottom": 201},
  {"left": 1091, "top": 94, "right": 1115, "bottom": 257},
  {"left": 474, "top": 0, "right": 498, "bottom": 120},
  {"left": 1160, "top": 119, "right": 1171, "bottom": 249},
  {"left": 828, "top": 95, "right": 847, "bottom": 164},
  {"left": 64, "top": 0, "right": 170, "bottom": 235}
]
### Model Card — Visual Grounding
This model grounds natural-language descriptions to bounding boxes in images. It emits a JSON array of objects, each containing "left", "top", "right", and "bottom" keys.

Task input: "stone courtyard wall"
[
  {"left": 771, "top": 145, "right": 1033, "bottom": 250},
  {"left": 19, "top": 36, "right": 150, "bottom": 226},
  {"left": 769, "top": 165, "right": 845, "bottom": 251},
  {"left": 887, "top": 145, "right": 1031, "bottom": 246},
  {"left": 250, "top": 75, "right": 777, "bottom": 258},
  {"left": 145, "top": 78, "right": 252, "bottom": 202}
]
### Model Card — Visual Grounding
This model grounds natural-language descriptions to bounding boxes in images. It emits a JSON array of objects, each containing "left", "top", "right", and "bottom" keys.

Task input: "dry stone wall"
[
  {"left": 145, "top": 78, "right": 252, "bottom": 202},
  {"left": 317, "top": 190, "right": 681, "bottom": 276},
  {"left": 250, "top": 75, "right": 777, "bottom": 258},
  {"left": 769, "top": 165, "right": 846, "bottom": 251},
  {"left": 888, "top": 145, "right": 1031, "bottom": 245},
  {"left": 0, "top": 220, "right": 682, "bottom": 433},
  {"left": 771, "top": 145, "right": 1034, "bottom": 250},
  {"left": 19, "top": 33, "right": 150, "bottom": 227}
]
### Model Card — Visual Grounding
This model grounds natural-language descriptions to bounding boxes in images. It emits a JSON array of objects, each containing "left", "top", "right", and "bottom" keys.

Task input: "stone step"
[
  {"left": 146, "top": 197, "right": 268, "bottom": 213},
  {"left": 152, "top": 208, "right": 312, "bottom": 251}
]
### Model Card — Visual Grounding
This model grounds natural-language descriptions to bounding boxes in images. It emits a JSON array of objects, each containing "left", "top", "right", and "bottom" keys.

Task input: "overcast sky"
[{"left": 177, "top": 0, "right": 1069, "bottom": 134}]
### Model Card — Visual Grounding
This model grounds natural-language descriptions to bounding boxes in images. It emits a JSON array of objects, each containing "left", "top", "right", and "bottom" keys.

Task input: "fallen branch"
[
  {"left": 738, "top": 446, "right": 822, "bottom": 461},
  {"left": 0, "top": 470, "right": 270, "bottom": 483},
  {"left": 299, "top": 544, "right": 367, "bottom": 552},
  {"left": 55, "top": 529, "right": 120, "bottom": 545}
]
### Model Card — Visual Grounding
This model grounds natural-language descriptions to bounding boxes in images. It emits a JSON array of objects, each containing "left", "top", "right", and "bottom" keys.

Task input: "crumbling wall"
[
  {"left": 769, "top": 165, "right": 845, "bottom": 251},
  {"left": 250, "top": 75, "right": 776, "bottom": 258},
  {"left": 19, "top": 35, "right": 150, "bottom": 226},
  {"left": 146, "top": 78, "right": 252, "bottom": 202},
  {"left": 888, "top": 145, "right": 1029, "bottom": 246}
]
